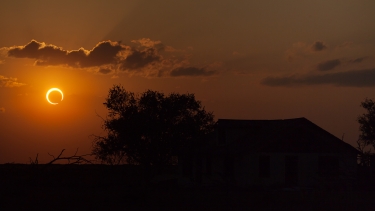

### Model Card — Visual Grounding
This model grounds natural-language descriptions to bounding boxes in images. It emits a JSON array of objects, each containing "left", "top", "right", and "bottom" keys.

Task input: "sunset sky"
[{"left": 1, "top": 0, "right": 374, "bottom": 163}]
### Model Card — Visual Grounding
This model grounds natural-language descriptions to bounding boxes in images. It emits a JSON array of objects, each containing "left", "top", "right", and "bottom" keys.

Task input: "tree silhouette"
[
  {"left": 92, "top": 85, "right": 216, "bottom": 166},
  {"left": 357, "top": 98, "right": 375, "bottom": 167},
  {"left": 358, "top": 98, "right": 375, "bottom": 149}
]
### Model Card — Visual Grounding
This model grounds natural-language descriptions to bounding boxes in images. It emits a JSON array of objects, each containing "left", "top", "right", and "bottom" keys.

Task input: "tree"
[
  {"left": 92, "top": 85, "right": 216, "bottom": 166},
  {"left": 358, "top": 98, "right": 375, "bottom": 149},
  {"left": 357, "top": 98, "right": 375, "bottom": 167}
]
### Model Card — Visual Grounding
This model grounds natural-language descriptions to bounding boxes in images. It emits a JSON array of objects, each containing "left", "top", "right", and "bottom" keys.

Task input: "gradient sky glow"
[{"left": 1, "top": 0, "right": 374, "bottom": 163}]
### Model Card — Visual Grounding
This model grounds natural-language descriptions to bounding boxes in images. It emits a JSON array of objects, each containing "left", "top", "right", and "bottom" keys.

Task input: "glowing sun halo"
[{"left": 46, "top": 88, "right": 64, "bottom": 105}]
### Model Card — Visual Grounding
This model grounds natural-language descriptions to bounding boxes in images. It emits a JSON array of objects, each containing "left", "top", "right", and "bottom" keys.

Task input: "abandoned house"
[{"left": 180, "top": 118, "right": 359, "bottom": 189}]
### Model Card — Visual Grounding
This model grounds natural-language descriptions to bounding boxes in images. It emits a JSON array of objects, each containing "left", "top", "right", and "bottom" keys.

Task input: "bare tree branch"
[
  {"left": 95, "top": 109, "right": 106, "bottom": 122},
  {"left": 29, "top": 153, "right": 39, "bottom": 164},
  {"left": 27, "top": 149, "right": 95, "bottom": 165}
]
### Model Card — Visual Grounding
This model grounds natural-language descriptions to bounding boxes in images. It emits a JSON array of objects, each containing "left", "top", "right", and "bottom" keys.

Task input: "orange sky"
[{"left": 1, "top": 0, "right": 375, "bottom": 163}]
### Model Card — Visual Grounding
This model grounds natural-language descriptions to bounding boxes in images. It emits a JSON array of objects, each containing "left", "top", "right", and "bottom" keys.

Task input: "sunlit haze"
[{"left": 0, "top": 0, "right": 374, "bottom": 163}]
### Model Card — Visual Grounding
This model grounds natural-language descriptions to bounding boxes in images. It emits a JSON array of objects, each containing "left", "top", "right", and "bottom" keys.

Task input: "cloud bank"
[
  {"left": 6, "top": 39, "right": 217, "bottom": 77},
  {"left": 262, "top": 68, "right": 375, "bottom": 87},
  {"left": 0, "top": 75, "right": 26, "bottom": 88}
]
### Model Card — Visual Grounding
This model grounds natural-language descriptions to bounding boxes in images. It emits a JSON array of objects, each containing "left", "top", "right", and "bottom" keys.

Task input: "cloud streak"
[
  {"left": 317, "top": 59, "right": 341, "bottom": 71},
  {"left": 170, "top": 67, "right": 217, "bottom": 77},
  {"left": 286, "top": 40, "right": 328, "bottom": 62},
  {"left": 262, "top": 68, "right": 375, "bottom": 87},
  {"left": 0, "top": 75, "right": 26, "bottom": 88},
  {"left": 5, "top": 40, "right": 216, "bottom": 77},
  {"left": 349, "top": 57, "right": 366, "bottom": 63}
]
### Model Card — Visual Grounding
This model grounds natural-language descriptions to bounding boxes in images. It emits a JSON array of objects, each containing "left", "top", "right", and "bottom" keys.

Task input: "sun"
[{"left": 46, "top": 88, "right": 64, "bottom": 105}]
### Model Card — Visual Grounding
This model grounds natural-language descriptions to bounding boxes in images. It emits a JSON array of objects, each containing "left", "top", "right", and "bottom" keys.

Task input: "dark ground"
[{"left": 1, "top": 164, "right": 374, "bottom": 211}]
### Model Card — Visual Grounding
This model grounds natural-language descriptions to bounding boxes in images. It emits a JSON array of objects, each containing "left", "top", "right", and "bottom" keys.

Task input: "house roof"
[{"left": 217, "top": 118, "right": 359, "bottom": 154}]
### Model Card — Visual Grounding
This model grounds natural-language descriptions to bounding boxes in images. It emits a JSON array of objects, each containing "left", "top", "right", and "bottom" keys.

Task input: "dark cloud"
[
  {"left": 120, "top": 48, "right": 160, "bottom": 70},
  {"left": 170, "top": 67, "right": 216, "bottom": 77},
  {"left": 98, "top": 68, "right": 112, "bottom": 74},
  {"left": 317, "top": 59, "right": 341, "bottom": 71},
  {"left": 311, "top": 41, "right": 327, "bottom": 51},
  {"left": 262, "top": 68, "right": 375, "bottom": 87},
  {"left": 82, "top": 41, "right": 123, "bottom": 67},
  {"left": 349, "top": 57, "right": 366, "bottom": 63},
  {"left": 7, "top": 40, "right": 42, "bottom": 58},
  {"left": 6, "top": 40, "right": 217, "bottom": 78},
  {"left": 8, "top": 40, "right": 123, "bottom": 68}
]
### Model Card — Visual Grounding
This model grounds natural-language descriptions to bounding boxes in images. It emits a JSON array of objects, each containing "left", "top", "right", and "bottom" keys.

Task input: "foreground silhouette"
[
  {"left": 2, "top": 95, "right": 375, "bottom": 210},
  {"left": 92, "top": 85, "right": 216, "bottom": 166},
  {"left": 2, "top": 163, "right": 375, "bottom": 210},
  {"left": 29, "top": 149, "right": 92, "bottom": 165},
  {"left": 357, "top": 98, "right": 375, "bottom": 165}
]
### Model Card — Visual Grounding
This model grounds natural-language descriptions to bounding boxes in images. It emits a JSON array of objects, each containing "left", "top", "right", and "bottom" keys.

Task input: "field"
[{"left": 1, "top": 164, "right": 374, "bottom": 210}]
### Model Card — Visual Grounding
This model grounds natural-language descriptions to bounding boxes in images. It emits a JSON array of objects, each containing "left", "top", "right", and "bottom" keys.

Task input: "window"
[{"left": 259, "top": 155, "right": 270, "bottom": 178}]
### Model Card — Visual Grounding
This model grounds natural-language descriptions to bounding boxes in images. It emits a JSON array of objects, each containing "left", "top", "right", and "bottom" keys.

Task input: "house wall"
[
  {"left": 337, "top": 153, "right": 358, "bottom": 189},
  {"left": 233, "top": 152, "right": 357, "bottom": 188},
  {"left": 370, "top": 155, "right": 375, "bottom": 188},
  {"left": 235, "top": 153, "right": 294, "bottom": 187},
  {"left": 183, "top": 151, "right": 357, "bottom": 189},
  {"left": 216, "top": 127, "right": 248, "bottom": 145},
  {"left": 209, "top": 154, "right": 225, "bottom": 183}
]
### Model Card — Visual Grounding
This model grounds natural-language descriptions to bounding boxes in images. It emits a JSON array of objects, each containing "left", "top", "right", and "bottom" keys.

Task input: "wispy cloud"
[
  {"left": 170, "top": 67, "right": 217, "bottom": 77},
  {"left": 286, "top": 40, "right": 328, "bottom": 62},
  {"left": 131, "top": 38, "right": 163, "bottom": 49},
  {"left": 261, "top": 68, "right": 375, "bottom": 87},
  {"left": 348, "top": 57, "right": 366, "bottom": 63},
  {"left": 5, "top": 39, "right": 215, "bottom": 78},
  {"left": 98, "top": 68, "right": 112, "bottom": 74},
  {"left": 0, "top": 75, "right": 26, "bottom": 88},
  {"left": 317, "top": 59, "right": 341, "bottom": 71}
]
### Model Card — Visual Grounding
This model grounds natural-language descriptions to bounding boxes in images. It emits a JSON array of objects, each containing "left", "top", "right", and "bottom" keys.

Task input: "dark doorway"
[{"left": 285, "top": 156, "right": 298, "bottom": 186}]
